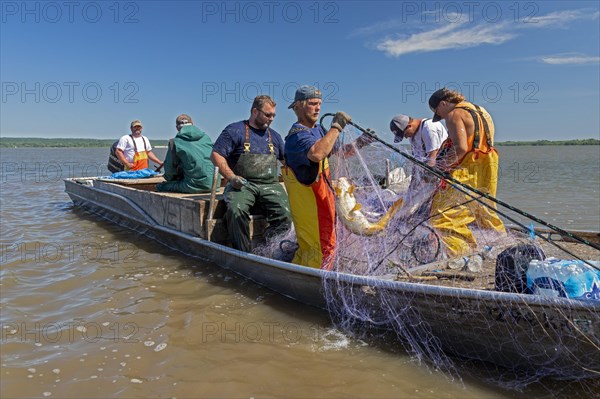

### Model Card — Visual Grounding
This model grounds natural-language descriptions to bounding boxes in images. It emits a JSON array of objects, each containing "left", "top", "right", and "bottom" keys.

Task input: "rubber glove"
[{"left": 331, "top": 111, "right": 352, "bottom": 132}]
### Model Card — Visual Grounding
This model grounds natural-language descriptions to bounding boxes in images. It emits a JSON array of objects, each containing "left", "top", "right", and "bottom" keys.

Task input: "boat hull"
[{"left": 64, "top": 178, "right": 600, "bottom": 379}]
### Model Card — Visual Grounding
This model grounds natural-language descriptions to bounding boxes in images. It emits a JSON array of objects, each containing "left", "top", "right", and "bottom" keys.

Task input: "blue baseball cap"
[{"left": 288, "top": 85, "right": 322, "bottom": 109}]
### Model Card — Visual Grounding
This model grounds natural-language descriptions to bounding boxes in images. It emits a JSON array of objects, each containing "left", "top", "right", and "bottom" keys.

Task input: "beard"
[
  {"left": 306, "top": 112, "right": 319, "bottom": 125},
  {"left": 253, "top": 116, "right": 270, "bottom": 130}
]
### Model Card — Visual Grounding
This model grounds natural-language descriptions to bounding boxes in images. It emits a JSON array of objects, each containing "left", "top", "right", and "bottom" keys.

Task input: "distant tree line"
[
  {"left": 0, "top": 137, "right": 170, "bottom": 148},
  {"left": 496, "top": 139, "right": 599, "bottom": 146}
]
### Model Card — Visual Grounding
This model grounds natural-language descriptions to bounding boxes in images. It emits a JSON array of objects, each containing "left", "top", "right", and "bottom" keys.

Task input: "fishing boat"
[{"left": 64, "top": 173, "right": 600, "bottom": 381}]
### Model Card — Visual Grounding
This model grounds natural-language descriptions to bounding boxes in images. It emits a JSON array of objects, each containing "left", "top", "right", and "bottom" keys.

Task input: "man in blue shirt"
[
  {"left": 211, "top": 95, "right": 292, "bottom": 252},
  {"left": 283, "top": 85, "right": 372, "bottom": 269}
]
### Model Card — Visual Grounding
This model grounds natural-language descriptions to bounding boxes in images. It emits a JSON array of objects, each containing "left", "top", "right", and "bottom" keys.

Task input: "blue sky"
[{"left": 1, "top": 0, "right": 599, "bottom": 143}]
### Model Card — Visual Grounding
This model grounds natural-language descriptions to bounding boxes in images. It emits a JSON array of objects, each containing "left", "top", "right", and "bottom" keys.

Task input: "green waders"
[{"left": 224, "top": 124, "right": 292, "bottom": 252}]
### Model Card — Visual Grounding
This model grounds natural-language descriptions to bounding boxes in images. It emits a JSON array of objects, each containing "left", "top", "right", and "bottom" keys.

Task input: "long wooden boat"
[{"left": 64, "top": 175, "right": 600, "bottom": 380}]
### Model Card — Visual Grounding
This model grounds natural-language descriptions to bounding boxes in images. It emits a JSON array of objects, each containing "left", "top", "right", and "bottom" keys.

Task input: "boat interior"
[
  {"left": 69, "top": 172, "right": 599, "bottom": 291},
  {"left": 82, "top": 174, "right": 270, "bottom": 245}
]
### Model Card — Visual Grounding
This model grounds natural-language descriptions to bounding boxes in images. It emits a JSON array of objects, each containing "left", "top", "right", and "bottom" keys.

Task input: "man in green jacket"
[{"left": 157, "top": 114, "right": 218, "bottom": 193}]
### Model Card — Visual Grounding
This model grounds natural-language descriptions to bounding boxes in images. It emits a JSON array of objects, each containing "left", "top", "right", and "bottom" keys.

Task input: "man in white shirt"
[
  {"left": 390, "top": 114, "right": 448, "bottom": 167},
  {"left": 389, "top": 114, "right": 449, "bottom": 216},
  {"left": 116, "top": 120, "right": 162, "bottom": 171}
]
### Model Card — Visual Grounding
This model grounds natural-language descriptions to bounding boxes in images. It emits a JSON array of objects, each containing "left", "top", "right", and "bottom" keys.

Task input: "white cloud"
[
  {"left": 376, "top": 21, "right": 514, "bottom": 57},
  {"left": 524, "top": 9, "right": 600, "bottom": 27},
  {"left": 368, "top": 8, "right": 598, "bottom": 58},
  {"left": 540, "top": 55, "right": 600, "bottom": 65}
]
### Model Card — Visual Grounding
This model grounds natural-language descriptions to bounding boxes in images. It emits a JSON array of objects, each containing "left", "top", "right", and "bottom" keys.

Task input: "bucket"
[{"left": 495, "top": 244, "right": 545, "bottom": 293}]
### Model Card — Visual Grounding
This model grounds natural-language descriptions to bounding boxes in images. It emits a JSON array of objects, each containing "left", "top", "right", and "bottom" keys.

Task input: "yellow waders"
[
  {"left": 282, "top": 159, "right": 336, "bottom": 269},
  {"left": 430, "top": 102, "right": 505, "bottom": 257}
]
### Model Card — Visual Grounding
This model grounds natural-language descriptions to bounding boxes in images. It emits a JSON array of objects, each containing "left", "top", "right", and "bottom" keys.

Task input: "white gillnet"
[
  {"left": 326, "top": 126, "right": 599, "bottom": 394},
  {"left": 255, "top": 125, "right": 600, "bottom": 395}
]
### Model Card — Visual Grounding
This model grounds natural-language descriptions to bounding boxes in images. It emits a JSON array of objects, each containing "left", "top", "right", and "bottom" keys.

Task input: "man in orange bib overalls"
[
  {"left": 427, "top": 88, "right": 506, "bottom": 257},
  {"left": 116, "top": 120, "right": 163, "bottom": 171}
]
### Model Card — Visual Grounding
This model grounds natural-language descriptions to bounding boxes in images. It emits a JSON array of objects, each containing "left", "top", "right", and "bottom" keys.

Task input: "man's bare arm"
[
  {"left": 425, "top": 149, "right": 440, "bottom": 167},
  {"left": 210, "top": 151, "right": 235, "bottom": 180},
  {"left": 307, "top": 128, "right": 341, "bottom": 162},
  {"left": 115, "top": 148, "right": 133, "bottom": 169},
  {"left": 147, "top": 150, "right": 162, "bottom": 165}
]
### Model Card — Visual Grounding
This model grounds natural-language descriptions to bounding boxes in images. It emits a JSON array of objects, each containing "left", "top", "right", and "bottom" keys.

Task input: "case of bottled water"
[{"left": 526, "top": 258, "right": 600, "bottom": 300}]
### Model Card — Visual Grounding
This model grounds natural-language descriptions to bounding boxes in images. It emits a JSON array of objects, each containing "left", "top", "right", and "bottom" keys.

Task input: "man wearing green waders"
[{"left": 211, "top": 95, "right": 292, "bottom": 252}]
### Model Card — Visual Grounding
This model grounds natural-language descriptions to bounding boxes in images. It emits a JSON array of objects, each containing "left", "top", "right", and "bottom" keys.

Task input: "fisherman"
[
  {"left": 283, "top": 85, "right": 374, "bottom": 269},
  {"left": 115, "top": 120, "right": 163, "bottom": 171},
  {"left": 389, "top": 113, "right": 449, "bottom": 215},
  {"left": 210, "top": 95, "right": 292, "bottom": 252},
  {"left": 156, "top": 114, "right": 217, "bottom": 194},
  {"left": 427, "top": 87, "right": 506, "bottom": 257},
  {"left": 389, "top": 114, "right": 448, "bottom": 167}
]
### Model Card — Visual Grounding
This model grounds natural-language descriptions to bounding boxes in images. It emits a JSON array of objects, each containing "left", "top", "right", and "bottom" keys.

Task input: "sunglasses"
[{"left": 258, "top": 109, "right": 276, "bottom": 119}]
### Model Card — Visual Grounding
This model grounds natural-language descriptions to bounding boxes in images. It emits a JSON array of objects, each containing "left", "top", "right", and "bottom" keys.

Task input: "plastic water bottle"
[
  {"left": 447, "top": 256, "right": 468, "bottom": 270},
  {"left": 481, "top": 245, "right": 493, "bottom": 260},
  {"left": 447, "top": 254, "right": 483, "bottom": 272},
  {"left": 465, "top": 254, "right": 483, "bottom": 273},
  {"left": 527, "top": 258, "right": 600, "bottom": 300}
]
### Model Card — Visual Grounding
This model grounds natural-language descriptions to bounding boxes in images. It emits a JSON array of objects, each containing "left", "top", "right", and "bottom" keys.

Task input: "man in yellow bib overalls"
[{"left": 427, "top": 88, "right": 506, "bottom": 257}]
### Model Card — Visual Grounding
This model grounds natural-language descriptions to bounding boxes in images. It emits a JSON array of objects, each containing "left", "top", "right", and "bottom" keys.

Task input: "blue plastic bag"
[{"left": 109, "top": 168, "right": 159, "bottom": 179}]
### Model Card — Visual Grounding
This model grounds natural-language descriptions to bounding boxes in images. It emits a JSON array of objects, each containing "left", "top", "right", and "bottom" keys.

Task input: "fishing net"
[
  {"left": 320, "top": 125, "right": 600, "bottom": 394},
  {"left": 252, "top": 123, "right": 599, "bottom": 395}
]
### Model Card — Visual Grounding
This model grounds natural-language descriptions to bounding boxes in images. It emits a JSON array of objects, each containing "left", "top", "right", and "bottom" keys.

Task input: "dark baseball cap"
[
  {"left": 288, "top": 85, "right": 322, "bottom": 109},
  {"left": 428, "top": 88, "right": 451, "bottom": 122}
]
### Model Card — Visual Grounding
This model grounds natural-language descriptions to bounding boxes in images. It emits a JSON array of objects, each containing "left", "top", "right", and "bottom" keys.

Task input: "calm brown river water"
[{"left": 1, "top": 146, "right": 598, "bottom": 398}]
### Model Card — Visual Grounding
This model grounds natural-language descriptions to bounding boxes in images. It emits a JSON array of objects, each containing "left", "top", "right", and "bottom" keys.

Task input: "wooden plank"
[
  {"left": 206, "top": 167, "right": 221, "bottom": 241},
  {"left": 421, "top": 271, "right": 477, "bottom": 281},
  {"left": 96, "top": 180, "right": 205, "bottom": 238}
]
